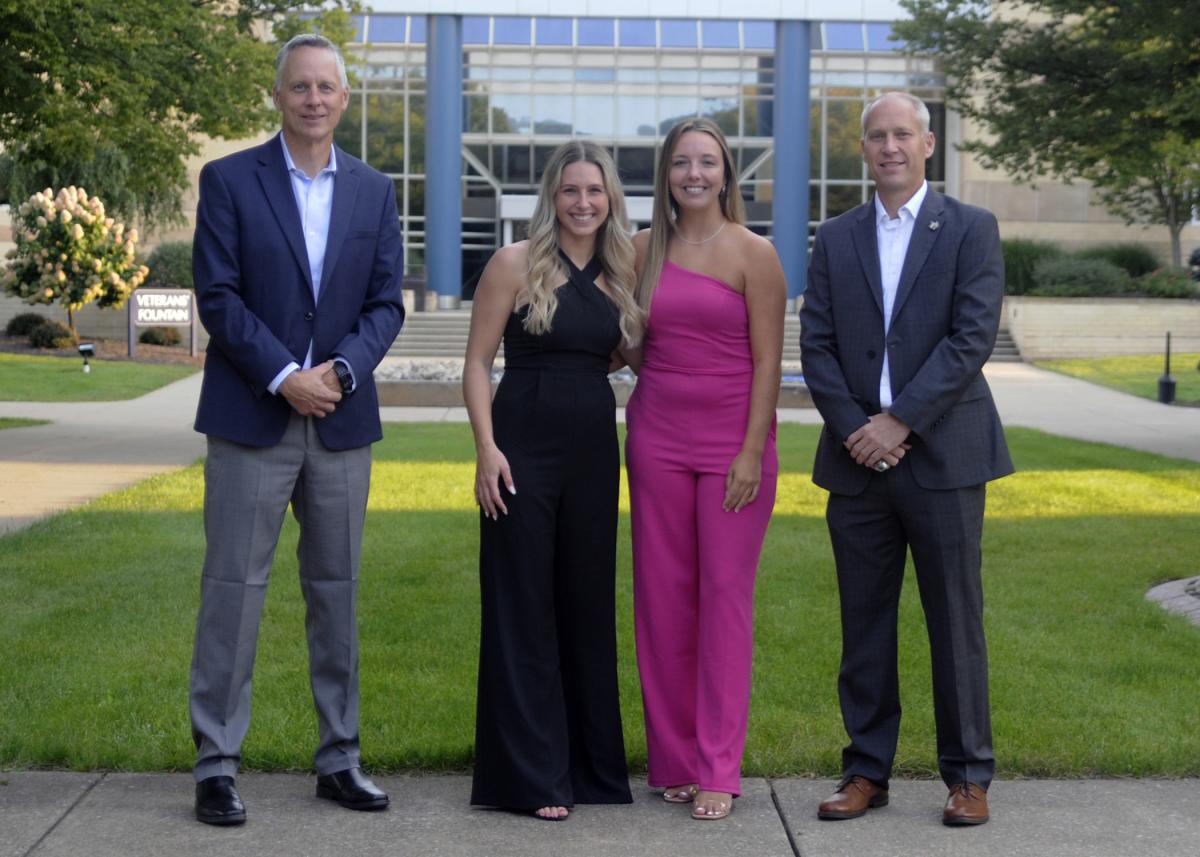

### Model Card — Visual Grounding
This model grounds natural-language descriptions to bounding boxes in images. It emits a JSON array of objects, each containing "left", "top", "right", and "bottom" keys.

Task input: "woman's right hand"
[{"left": 475, "top": 444, "right": 516, "bottom": 520}]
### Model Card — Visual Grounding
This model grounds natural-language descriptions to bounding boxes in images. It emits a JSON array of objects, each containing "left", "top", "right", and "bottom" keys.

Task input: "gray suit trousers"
[{"left": 189, "top": 411, "right": 371, "bottom": 781}]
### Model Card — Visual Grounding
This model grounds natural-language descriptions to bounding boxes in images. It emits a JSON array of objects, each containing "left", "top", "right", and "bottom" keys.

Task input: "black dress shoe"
[
  {"left": 195, "top": 775, "right": 246, "bottom": 825},
  {"left": 316, "top": 767, "right": 390, "bottom": 811}
]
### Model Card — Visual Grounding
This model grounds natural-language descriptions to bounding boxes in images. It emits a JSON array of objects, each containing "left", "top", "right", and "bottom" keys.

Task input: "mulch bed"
[{"left": 0, "top": 334, "right": 205, "bottom": 367}]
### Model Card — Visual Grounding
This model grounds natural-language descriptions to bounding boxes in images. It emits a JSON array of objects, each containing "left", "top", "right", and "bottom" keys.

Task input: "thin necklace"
[{"left": 672, "top": 219, "right": 727, "bottom": 245}]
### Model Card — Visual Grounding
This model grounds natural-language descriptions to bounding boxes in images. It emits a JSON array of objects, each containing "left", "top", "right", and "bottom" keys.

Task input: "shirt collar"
[
  {"left": 279, "top": 134, "right": 338, "bottom": 179},
  {"left": 874, "top": 180, "right": 928, "bottom": 225}
]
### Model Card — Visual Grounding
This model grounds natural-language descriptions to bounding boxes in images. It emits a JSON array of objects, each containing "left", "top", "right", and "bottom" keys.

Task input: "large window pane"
[
  {"left": 617, "top": 146, "right": 656, "bottom": 187},
  {"left": 463, "top": 17, "right": 489, "bottom": 44},
  {"left": 703, "top": 98, "right": 739, "bottom": 136},
  {"left": 867, "top": 23, "right": 903, "bottom": 52},
  {"left": 660, "top": 19, "right": 697, "bottom": 48},
  {"left": 494, "top": 17, "right": 531, "bottom": 45},
  {"left": 408, "top": 95, "right": 425, "bottom": 173},
  {"left": 825, "top": 23, "right": 864, "bottom": 51},
  {"left": 366, "top": 93, "right": 406, "bottom": 173},
  {"left": 536, "top": 18, "right": 572, "bottom": 45},
  {"left": 827, "top": 184, "right": 864, "bottom": 217},
  {"left": 744, "top": 21, "right": 774, "bottom": 49},
  {"left": 368, "top": 15, "right": 406, "bottom": 44},
  {"left": 619, "top": 19, "right": 655, "bottom": 48},
  {"left": 500, "top": 144, "right": 531, "bottom": 184},
  {"left": 334, "top": 96, "right": 364, "bottom": 160},
  {"left": 826, "top": 101, "right": 864, "bottom": 180},
  {"left": 578, "top": 18, "right": 615, "bottom": 46},
  {"left": 491, "top": 93, "right": 530, "bottom": 133},
  {"left": 617, "top": 96, "right": 658, "bottom": 136},
  {"left": 533, "top": 94, "right": 573, "bottom": 134},
  {"left": 574, "top": 95, "right": 615, "bottom": 135},
  {"left": 658, "top": 96, "right": 699, "bottom": 134},
  {"left": 701, "top": 20, "right": 738, "bottom": 49}
]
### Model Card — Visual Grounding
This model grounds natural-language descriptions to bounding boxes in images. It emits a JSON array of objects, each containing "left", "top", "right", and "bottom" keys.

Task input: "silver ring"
[{"left": 873, "top": 460, "right": 890, "bottom": 472}]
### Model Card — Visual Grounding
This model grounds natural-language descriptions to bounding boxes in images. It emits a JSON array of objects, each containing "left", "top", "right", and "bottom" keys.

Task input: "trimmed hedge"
[
  {"left": 1135, "top": 268, "right": 1197, "bottom": 299},
  {"left": 1029, "top": 257, "right": 1131, "bottom": 297},
  {"left": 139, "top": 326, "right": 182, "bottom": 346},
  {"left": 1076, "top": 243, "right": 1161, "bottom": 278},
  {"left": 5, "top": 312, "right": 49, "bottom": 337},
  {"left": 28, "top": 320, "right": 78, "bottom": 349},
  {"left": 1002, "top": 239, "right": 1064, "bottom": 295}
]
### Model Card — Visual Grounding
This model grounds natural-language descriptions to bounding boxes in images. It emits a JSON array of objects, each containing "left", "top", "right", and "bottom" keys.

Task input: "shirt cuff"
[
  {"left": 333, "top": 356, "right": 356, "bottom": 393},
  {"left": 268, "top": 362, "right": 301, "bottom": 395}
]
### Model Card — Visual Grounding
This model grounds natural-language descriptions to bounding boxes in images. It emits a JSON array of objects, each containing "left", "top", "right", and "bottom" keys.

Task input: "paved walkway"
[{"left": 2, "top": 361, "right": 1199, "bottom": 856}]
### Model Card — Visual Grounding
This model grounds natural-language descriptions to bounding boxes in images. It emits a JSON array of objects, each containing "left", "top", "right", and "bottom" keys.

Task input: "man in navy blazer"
[
  {"left": 801, "top": 92, "right": 1013, "bottom": 826},
  {"left": 188, "top": 34, "right": 403, "bottom": 825}
]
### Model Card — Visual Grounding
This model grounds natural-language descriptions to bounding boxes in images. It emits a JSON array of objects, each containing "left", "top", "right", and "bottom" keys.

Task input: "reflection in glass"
[
  {"left": 617, "top": 146, "right": 656, "bottom": 188},
  {"left": 334, "top": 97, "right": 364, "bottom": 160},
  {"left": 533, "top": 94, "right": 572, "bottom": 134},
  {"left": 500, "top": 144, "right": 531, "bottom": 185},
  {"left": 825, "top": 101, "right": 864, "bottom": 180},
  {"left": 827, "top": 184, "right": 864, "bottom": 218},
  {"left": 574, "top": 95, "right": 615, "bottom": 136},
  {"left": 616, "top": 96, "right": 658, "bottom": 137},
  {"left": 366, "top": 94, "right": 406, "bottom": 174},
  {"left": 703, "top": 98, "right": 739, "bottom": 136}
]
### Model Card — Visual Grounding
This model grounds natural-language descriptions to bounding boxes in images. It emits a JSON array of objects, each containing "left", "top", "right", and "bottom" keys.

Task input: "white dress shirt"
[
  {"left": 267, "top": 135, "right": 343, "bottom": 394},
  {"left": 874, "top": 180, "right": 928, "bottom": 409}
]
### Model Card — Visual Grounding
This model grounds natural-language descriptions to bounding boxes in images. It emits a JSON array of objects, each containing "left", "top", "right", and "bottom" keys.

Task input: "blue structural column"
[
  {"left": 426, "top": 15, "right": 463, "bottom": 308},
  {"left": 773, "top": 20, "right": 812, "bottom": 302}
]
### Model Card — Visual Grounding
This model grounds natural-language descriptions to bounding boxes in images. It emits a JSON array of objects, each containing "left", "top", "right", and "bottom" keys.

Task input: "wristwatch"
[{"left": 332, "top": 360, "right": 354, "bottom": 395}]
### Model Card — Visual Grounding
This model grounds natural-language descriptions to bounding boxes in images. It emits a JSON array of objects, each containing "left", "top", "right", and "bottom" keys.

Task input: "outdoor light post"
[
  {"left": 78, "top": 343, "right": 95, "bottom": 374},
  {"left": 1157, "top": 331, "right": 1175, "bottom": 405}
]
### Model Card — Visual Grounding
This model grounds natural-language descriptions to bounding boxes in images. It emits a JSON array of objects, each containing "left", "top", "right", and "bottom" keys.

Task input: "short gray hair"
[
  {"left": 274, "top": 33, "right": 349, "bottom": 92},
  {"left": 861, "top": 92, "right": 931, "bottom": 137}
]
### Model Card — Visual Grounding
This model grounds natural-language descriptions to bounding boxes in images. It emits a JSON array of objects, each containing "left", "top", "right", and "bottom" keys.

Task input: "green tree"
[
  {"left": 895, "top": 0, "right": 1200, "bottom": 266},
  {"left": 0, "top": 0, "right": 360, "bottom": 231}
]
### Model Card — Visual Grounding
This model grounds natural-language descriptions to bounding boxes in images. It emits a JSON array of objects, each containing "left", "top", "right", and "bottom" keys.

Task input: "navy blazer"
[
  {"left": 193, "top": 135, "right": 404, "bottom": 450},
  {"left": 800, "top": 189, "right": 1014, "bottom": 493}
]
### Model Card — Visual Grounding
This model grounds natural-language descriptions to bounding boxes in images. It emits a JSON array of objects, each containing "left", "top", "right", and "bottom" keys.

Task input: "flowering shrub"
[{"left": 1, "top": 187, "right": 149, "bottom": 333}]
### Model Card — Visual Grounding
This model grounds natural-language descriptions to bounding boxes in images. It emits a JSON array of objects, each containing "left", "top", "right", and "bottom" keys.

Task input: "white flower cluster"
[{"left": 2, "top": 186, "right": 149, "bottom": 311}]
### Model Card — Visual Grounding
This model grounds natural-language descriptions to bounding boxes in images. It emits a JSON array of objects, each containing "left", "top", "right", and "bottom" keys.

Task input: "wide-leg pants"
[
  {"left": 470, "top": 368, "right": 632, "bottom": 810},
  {"left": 626, "top": 367, "right": 777, "bottom": 797},
  {"left": 189, "top": 411, "right": 371, "bottom": 781}
]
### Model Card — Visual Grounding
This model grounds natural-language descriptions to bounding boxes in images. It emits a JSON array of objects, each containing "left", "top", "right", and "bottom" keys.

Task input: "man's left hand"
[{"left": 846, "top": 412, "right": 911, "bottom": 469}]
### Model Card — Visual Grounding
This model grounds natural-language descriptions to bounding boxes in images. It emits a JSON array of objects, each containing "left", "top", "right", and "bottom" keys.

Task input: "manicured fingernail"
[{"left": 508, "top": 486, "right": 517, "bottom": 495}]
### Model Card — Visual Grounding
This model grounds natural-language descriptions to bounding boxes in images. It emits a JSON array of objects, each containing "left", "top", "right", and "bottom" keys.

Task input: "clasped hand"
[
  {"left": 279, "top": 360, "right": 342, "bottom": 417},
  {"left": 845, "top": 412, "right": 912, "bottom": 470}
]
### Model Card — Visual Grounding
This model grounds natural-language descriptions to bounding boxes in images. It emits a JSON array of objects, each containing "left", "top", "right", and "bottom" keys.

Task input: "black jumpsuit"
[{"left": 470, "top": 254, "right": 633, "bottom": 810}]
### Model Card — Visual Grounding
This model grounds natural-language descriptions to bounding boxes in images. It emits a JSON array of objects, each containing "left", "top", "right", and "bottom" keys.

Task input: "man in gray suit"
[{"left": 800, "top": 92, "right": 1013, "bottom": 826}]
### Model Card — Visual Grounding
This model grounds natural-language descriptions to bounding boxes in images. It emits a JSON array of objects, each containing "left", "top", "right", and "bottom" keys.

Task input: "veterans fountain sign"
[{"left": 127, "top": 288, "right": 199, "bottom": 357}]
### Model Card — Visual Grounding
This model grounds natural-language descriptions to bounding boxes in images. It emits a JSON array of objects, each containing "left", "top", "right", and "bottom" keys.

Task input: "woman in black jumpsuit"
[{"left": 463, "top": 141, "right": 644, "bottom": 820}]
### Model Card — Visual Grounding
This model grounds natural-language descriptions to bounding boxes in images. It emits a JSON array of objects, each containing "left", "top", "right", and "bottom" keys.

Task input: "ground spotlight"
[{"left": 78, "top": 343, "right": 95, "bottom": 374}]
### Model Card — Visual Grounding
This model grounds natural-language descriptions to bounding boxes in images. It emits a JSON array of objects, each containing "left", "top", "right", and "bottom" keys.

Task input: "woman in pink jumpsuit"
[{"left": 626, "top": 118, "right": 786, "bottom": 820}]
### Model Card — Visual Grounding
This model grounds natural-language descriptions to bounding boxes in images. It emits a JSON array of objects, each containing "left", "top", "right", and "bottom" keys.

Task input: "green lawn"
[
  {"left": 0, "top": 423, "right": 1197, "bottom": 778},
  {"left": 1037, "top": 353, "right": 1200, "bottom": 405},
  {"left": 0, "top": 417, "right": 49, "bottom": 430},
  {"left": 0, "top": 352, "right": 197, "bottom": 401}
]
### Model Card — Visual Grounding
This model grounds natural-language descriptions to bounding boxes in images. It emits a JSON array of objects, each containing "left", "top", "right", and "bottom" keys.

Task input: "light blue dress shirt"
[{"left": 267, "top": 135, "right": 354, "bottom": 394}]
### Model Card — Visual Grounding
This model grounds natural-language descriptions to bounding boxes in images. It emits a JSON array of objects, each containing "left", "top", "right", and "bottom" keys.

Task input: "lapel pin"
[{"left": 928, "top": 220, "right": 940, "bottom": 231}]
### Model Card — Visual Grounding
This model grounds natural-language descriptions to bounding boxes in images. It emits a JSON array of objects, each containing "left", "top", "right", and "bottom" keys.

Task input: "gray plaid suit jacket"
[{"left": 800, "top": 189, "right": 1014, "bottom": 493}]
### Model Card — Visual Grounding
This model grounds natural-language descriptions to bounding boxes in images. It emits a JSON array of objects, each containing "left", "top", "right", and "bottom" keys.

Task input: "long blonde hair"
[
  {"left": 523, "top": 140, "right": 644, "bottom": 347},
  {"left": 636, "top": 117, "right": 745, "bottom": 314}
]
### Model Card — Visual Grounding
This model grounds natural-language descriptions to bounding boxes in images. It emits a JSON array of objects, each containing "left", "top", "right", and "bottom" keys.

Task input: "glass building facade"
[{"left": 332, "top": 15, "right": 945, "bottom": 294}]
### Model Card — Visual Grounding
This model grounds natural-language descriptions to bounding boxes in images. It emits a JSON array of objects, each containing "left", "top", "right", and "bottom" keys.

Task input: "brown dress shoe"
[
  {"left": 817, "top": 776, "right": 889, "bottom": 820},
  {"left": 943, "top": 782, "right": 989, "bottom": 826}
]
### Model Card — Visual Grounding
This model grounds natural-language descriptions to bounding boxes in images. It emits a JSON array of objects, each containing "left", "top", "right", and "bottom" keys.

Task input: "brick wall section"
[{"left": 1003, "top": 297, "right": 1200, "bottom": 359}]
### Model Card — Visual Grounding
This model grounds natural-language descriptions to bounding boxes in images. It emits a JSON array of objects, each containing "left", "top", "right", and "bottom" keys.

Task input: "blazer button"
[
  {"left": 867, "top": 350, "right": 877, "bottom": 360},
  {"left": 304, "top": 311, "right": 314, "bottom": 321}
]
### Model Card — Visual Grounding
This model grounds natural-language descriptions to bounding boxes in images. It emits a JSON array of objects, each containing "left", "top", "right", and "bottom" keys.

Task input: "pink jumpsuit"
[{"left": 625, "top": 259, "right": 778, "bottom": 797}]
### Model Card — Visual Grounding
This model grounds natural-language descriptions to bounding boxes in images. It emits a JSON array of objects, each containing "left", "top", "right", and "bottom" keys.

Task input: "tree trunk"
[
  {"left": 66, "top": 306, "right": 76, "bottom": 337},
  {"left": 1167, "top": 221, "right": 1183, "bottom": 269}
]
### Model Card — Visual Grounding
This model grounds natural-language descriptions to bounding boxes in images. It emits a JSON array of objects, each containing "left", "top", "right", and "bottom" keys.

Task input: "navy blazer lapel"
[
  {"left": 850, "top": 203, "right": 884, "bottom": 317},
  {"left": 318, "top": 146, "right": 360, "bottom": 304},
  {"left": 257, "top": 135, "right": 313, "bottom": 293},
  {"left": 891, "top": 189, "right": 946, "bottom": 324}
]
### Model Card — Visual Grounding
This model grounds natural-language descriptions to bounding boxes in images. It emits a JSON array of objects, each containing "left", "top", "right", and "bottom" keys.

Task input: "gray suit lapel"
[
  {"left": 850, "top": 204, "right": 884, "bottom": 317},
  {"left": 318, "top": 146, "right": 359, "bottom": 304},
  {"left": 256, "top": 135, "right": 313, "bottom": 293},
  {"left": 891, "top": 190, "right": 946, "bottom": 325}
]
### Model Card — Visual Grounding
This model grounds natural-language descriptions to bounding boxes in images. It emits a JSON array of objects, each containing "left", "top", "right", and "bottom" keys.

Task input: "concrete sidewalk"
[{"left": 4, "top": 772, "right": 1197, "bottom": 857}]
